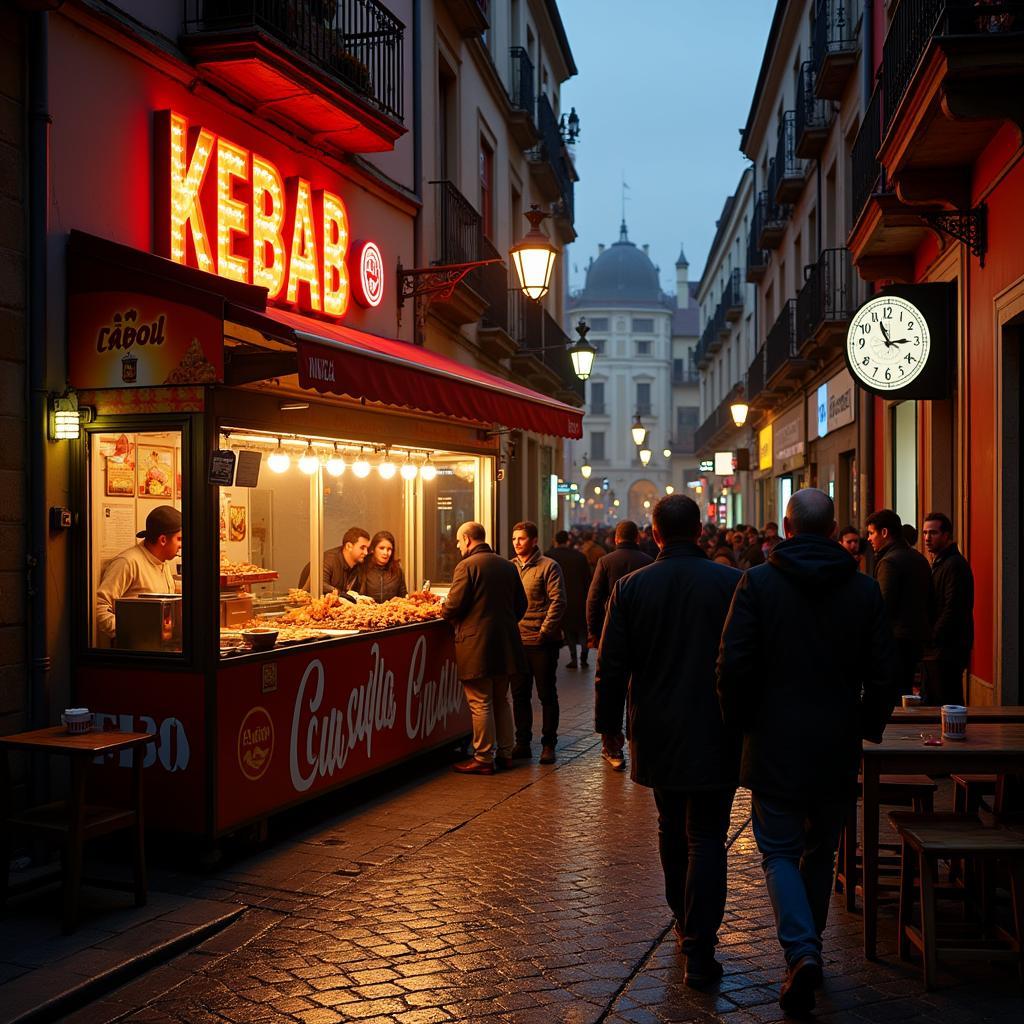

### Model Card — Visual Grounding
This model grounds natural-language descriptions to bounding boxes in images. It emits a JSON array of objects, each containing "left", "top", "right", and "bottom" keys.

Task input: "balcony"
[
  {"left": 695, "top": 319, "right": 716, "bottom": 369},
  {"left": 770, "top": 112, "right": 805, "bottom": 205},
  {"left": 672, "top": 362, "right": 700, "bottom": 386},
  {"left": 765, "top": 299, "right": 814, "bottom": 391},
  {"left": 795, "top": 248, "right": 856, "bottom": 358},
  {"left": 755, "top": 190, "right": 789, "bottom": 250},
  {"left": 747, "top": 346, "right": 767, "bottom": 408},
  {"left": 812, "top": 0, "right": 861, "bottom": 100},
  {"left": 426, "top": 180, "right": 487, "bottom": 328},
  {"left": 508, "top": 295, "right": 584, "bottom": 405},
  {"left": 795, "top": 61, "right": 834, "bottom": 158},
  {"left": 723, "top": 268, "right": 744, "bottom": 321},
  {"left": 182, "top": 1, "right": 405, "bottom": 154},
  {"left": 476, "top": 239, "right": 518, "bottom": 361},
  {"left": 694, "top": 386, "right": 744, "bottom": 455},
  {"left": 444, "top": 0, "right": 489, "bottom": 38},
  {"left": 530, "top": 95, "right": 576, "bottom": 241},
  {"left": 507, "top": 47, "right": 538, "bottom": 148},
  {"left": 747, "top": 208, "right": 770, "bottom": 283}
]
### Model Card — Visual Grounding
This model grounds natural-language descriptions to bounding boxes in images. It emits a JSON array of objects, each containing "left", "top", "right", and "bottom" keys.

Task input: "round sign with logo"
[
  {"left": 349, "top": 240, "right": 384, "bottom": 308},
  {"left": 237, "top": 706, "right": 274, "bottom": 781}
]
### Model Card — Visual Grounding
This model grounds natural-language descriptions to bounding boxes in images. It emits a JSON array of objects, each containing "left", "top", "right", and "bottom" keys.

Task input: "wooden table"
[
  {"left": 0, "top": 726, "right": 153, "bottom": 932},
  {"left": 890, "top": 705, "right": 1024, "bottom": 724},
  {"left": 860, "top": 722, "right": 1024, "bottom": 959}
]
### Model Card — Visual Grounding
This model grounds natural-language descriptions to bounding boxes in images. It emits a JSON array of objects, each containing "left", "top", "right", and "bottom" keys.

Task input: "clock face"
[{"left": 846, "top": 295, "right": 931, "bottom": 391}]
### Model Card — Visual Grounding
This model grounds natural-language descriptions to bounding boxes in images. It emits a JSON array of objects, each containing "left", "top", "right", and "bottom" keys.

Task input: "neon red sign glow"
[{"left": 154, "top": 111, "right": 371, "bottom": 320}]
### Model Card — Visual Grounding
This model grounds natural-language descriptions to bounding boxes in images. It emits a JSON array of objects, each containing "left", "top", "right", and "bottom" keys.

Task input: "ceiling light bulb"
[
  {"left": 325, "top": 446, "right": 346, "bottom": 477},
  {"left": 267, "top": 440, "right": 290, "bottom": 473},
  {"left": 400, "top": 457, "right": 418, "bottom": 481},
  {"left": 419, "top": 458, "right": 437, "bottom": 482},
  {"left": 378, "top": 455, "right": 397, "bottom": 480},
  {"left": 352, "top": 452, "right": 371, "bottom": 478},
  {"left": 298, "top": 443, "right": 319, "bottom": 474}
]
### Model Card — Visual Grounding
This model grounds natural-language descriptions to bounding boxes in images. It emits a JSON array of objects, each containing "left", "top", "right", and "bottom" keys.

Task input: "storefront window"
[
  {"left": 892, "top": 401, "right": 918, "bottom": 528},
  {"left": 88, "top": 428, "right": 184, "bottom": 652}
]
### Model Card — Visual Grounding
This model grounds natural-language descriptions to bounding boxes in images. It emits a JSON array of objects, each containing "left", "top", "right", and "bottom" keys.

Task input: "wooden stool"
[
  {"left": 953, "top": 773, "right": 998, "bottom": 816},
  {"left": 836, "top": 774, "right": 938, "bottom": 911},
  {"left": 890, "top": 811, "right": 1024, "bottom": 989}
]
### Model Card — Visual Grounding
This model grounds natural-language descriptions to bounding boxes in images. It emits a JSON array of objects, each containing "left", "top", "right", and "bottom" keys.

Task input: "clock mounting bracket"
[{"left": 922, "top": 205, "right": 987, "bottom": 267}]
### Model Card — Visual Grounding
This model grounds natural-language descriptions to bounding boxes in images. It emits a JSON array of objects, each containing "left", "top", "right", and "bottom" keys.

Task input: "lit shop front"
[{"left": 55, "top": 96, "right": 581, "bottom": 837}]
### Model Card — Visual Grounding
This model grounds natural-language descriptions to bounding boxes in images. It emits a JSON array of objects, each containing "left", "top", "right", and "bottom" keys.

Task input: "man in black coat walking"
[
  {"left": 866, "top": 508, "right": 932, "bottom": 696},
  {"left": 443, "top": 521, "right": 527, "bottom": 775},
  {"left": 545, "top": 530, "right": 592, "bottom": 669},
  {"left": 718, "top": 489, "right": 895, "bottom": 1016},
  {"left": 922, "top": 512, "right": 974, "bottom": 705},
  {"left": 585, "top": 520, "right": 653, "bottom": 648},
  {"left": 596, "top": 496, "right": 741, "bottom": 988}
]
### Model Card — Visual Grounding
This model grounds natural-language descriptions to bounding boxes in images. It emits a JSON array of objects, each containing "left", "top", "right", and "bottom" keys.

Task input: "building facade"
[{"left": 567, "top": 224, "right": 699, "bottom": 524}]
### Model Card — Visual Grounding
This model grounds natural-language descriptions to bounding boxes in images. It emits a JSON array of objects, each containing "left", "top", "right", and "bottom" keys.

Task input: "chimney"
[
  {"left": 643, "top": 244, "right": 650, "bottom": 256},
  {"left": 598, "top": 243, "right": 605, "bottom": 255},
  {"left": 675, "top": 243, "right": 689, "bottom": 309}
]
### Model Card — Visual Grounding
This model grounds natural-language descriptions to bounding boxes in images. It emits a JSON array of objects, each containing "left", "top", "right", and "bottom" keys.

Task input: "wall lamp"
[{"left": 48, "top": 392, "right": 93, "bottom": 441}]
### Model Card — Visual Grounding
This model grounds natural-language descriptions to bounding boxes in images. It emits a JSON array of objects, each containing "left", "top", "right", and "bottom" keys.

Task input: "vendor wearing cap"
[{"left": 95, "top": 505, "right": 182, "bottom": 641}]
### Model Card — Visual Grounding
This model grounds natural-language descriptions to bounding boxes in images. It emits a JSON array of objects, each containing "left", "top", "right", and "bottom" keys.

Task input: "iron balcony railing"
[
  {"left": 770, "top": 111, "right": 803, "bottom": 202},
  {"left": 672, "top": 362, "right": 700, "bottom": 386},
  {"left": 796, "top": 248, "right": 856, "bottom": 346},
  {"left": 535, "top": 94, "right": 575, "bottom": 223},
  {"left": 723, "top": 267, "right": 743, "bottom": 319},
  {"left": 694, "top": 389, "right": 743, "bottom": 454},
  {"left": 746, "top": 346, "right": 766, "bottom": 404},
  {"left": 813, "top": 0, "right": 860, "bottom": 72},
  {"left": 747, "top": 203, "right": 770, "bottom": 278},
  {"left": 184, "top": 1, "right": 405, "bottom": 123},
  {"left": 850, "top": 86, "right": 883, "bottom": 227},
  {"left": 765, "top": 300, "right": 798, "bottom": 382},
  {"left": 881, "top": 1, "right": 1024, "bottom": 136},
  {"left": 695, "top": 319, "right": 717, "bottom": 368},
  {"left": 509, "top": 46, "right": 535, "bottom": 115},
  {"left": 508, "top": 293, "right": 584, "bottom": 400},
  {"left": 477, "top": 237, "right": 509, "bottom": 334},
  {"left": 431, "top": 180, "right": 481, "bottom": 267},
  {"left": 795, "top": 60, "right": 834, "bottom": 150}
]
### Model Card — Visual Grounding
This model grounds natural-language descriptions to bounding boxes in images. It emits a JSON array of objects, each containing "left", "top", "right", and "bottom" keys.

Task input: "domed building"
[{"left": 568, "top": 223, "right": 700, "bottom": 525}]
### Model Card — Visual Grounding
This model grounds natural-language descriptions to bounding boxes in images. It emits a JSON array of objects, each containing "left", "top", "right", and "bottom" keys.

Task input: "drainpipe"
[
  {"left": 411, "top": 0, "right": 423, "bottom": 327},
  {"left": 859, "top": 0, "right": 875, "bottom": 517},
  {"left": 27, "top": 10, "right": 53, "bottom": 752}
]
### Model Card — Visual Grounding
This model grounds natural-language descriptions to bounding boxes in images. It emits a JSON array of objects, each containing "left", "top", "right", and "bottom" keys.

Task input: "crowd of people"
[{"left": 440, "top": 495, "right": 975, "bottom": 1017}]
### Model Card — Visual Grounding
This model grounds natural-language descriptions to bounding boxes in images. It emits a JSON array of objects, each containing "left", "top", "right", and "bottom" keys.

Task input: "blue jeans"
[{"left": 750, "top": 794, "right": 846, "bottom": 967}]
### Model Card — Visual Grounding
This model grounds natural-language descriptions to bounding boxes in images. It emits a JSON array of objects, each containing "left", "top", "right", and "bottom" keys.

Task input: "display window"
[
  {"left": 87, "top": 427, "right": 185, "bottom": 652},
  {"left": 217, "top": 430, "right": 491, "bottom": 657}
]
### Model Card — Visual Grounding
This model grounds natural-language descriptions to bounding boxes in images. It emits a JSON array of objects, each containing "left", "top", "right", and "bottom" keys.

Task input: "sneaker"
[
  {"left": 602, "top": 748, "right": 626, "bottom": 772},
  {"left": 778, "top": 954, "right": 822, "bottom": 1016},
  {"left": 509, "top": 743, "right": 532, "bottom": 760},
  {"left": 539, "top": 745, "right": 557, "bottom": 764},
  {"left": 451, "top": 758, "right": 495, "bottom": 775},
  {"left": 683, "top": 956, "right": 724, "bottom": 989}
]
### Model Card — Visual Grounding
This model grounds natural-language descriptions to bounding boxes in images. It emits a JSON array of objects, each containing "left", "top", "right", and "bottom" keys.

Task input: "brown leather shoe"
[
  {"left": 778, "top": 954, "right": 822, "bottom": 1016},
  {"left": 495, "top": 756, "right": 514, "bottom": 770},
  {"left": 539, "top": 745, "right": 556, "bottom": 764},
  {"left": 452, "top": 759, "right": 495, "bottom": 775}
]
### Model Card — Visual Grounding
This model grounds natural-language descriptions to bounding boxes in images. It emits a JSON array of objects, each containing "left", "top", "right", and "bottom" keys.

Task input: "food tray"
[{"left": 219, "top": 571, "right": 279, "bottom": 588}]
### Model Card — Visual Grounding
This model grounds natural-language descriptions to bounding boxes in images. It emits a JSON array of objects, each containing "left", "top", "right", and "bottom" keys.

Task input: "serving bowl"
[{"left": 241, "top": 628, "right": 279, "bottom": 651}]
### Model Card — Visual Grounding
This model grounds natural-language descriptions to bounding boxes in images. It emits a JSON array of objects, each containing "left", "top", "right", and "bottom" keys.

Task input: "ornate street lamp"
[
  {"left": 580, "top": 454, "right": 592, "bottom": 480},
  {"left": 568, "top": 319, "right": 597, "bottom": 381},
  {"left": 730, "top": 387, "right": 749, "bottom": 428},
  {"left": 638, "top": 446, "right": 652, "bottom": 467},
  {"left": 630, "top": 411, "right": 647, "bottom": 447},
  {"left": 510, "top": 206, "right": 559, "bottom": 301}
]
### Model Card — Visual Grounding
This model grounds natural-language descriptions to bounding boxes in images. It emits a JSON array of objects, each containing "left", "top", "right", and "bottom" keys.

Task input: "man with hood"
[{"left": 717, "top": 489, "right": 895, "bottom": 1017}]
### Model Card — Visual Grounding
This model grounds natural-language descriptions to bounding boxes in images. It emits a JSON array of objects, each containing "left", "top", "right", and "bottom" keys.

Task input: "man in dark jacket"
[
  {"left": 443, "top": 522, "right": 527, "bottom": 775},
  {"left": 585, "top": 520, "right": 653, "bottom": 648},
  {"left": 922, "top": 512, "right": 974, "bottom": 705},
  {"left": 718, "top": 489, "right": 895, "bottom": 1016},
  {"left": 546, "top": 530, "right": 592, "bottom": 669},
  {"left": 596, "top": 496, "right": 741, "bottom": 988},
  {"left": 511, "top": 521, "right": 566, "bottom": 764},
  {"left": 866, "top": 508, "right": 932, "bottom": 696}
]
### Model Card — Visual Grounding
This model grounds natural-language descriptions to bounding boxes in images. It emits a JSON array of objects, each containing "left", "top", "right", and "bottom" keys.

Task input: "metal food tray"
[{"left": 219, "top": 571, "right": 279, "bottom": 588}]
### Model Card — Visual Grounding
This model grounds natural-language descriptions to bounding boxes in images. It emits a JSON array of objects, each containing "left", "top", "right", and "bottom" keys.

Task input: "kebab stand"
[{"left": 64, "top": 127, "right": 582, "bottom": 840}]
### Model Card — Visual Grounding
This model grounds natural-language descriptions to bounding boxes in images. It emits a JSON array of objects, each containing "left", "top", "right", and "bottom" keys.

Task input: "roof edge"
[
  {"left": 739, "top": 0, "right": 788, "bottom": 155},
  {"left": 543, "top": 0, "right": 578, "bottom": 77}
]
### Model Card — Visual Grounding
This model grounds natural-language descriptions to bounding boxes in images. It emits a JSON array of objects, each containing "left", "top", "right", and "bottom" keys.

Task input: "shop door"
[{"left": 1002, "top": 320, "right": 1022, "bottom": 703}]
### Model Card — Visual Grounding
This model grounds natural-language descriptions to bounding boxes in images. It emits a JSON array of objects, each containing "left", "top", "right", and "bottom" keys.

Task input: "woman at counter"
[{"left": 360, "top": 531, "right": 408, "bottom": 603}]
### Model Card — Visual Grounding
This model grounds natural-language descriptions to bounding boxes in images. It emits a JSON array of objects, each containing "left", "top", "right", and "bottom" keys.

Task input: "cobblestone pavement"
[{"left": 66, "top": 666, "right": 1021, "bottom": 1024}]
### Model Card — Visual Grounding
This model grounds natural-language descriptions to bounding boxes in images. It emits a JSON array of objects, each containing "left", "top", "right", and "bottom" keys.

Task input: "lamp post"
[
  {"left": 580, "top": 454, "right": 592, "bottom": 479},
  {"left": 567, "top": 319, "right": 597, "bottom": 381},
  {"left": 730, "top": 387, "right": 750, "bottom": 428},
  {"left": 638, "top": 446, "right": 652, "bottom": 467},
  {"left": 630, "top": 411, "right": 647, "bottom": 447}
]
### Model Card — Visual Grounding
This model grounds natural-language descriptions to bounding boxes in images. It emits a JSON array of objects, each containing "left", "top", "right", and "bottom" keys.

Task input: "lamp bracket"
[
  {"left": 396, "top": 259, "right": 503, "bottom": 334},
  {"left": 922, "top": 205, "right": 987, "bottom": 265}
]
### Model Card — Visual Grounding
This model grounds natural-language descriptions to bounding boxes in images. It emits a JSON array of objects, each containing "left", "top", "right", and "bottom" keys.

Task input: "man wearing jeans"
[{"left": 718, "top": 489, "right": 894, "bottom": 1016}]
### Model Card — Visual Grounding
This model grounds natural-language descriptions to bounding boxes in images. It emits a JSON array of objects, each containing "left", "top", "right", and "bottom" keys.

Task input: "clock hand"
[{"left": 879, "top": 321, "right": 891, "bottom": 345}]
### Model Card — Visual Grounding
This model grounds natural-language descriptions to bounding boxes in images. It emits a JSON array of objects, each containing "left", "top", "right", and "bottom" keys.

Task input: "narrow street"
[{"left": 50, "top": 668, "right": 1022, "bottom": 1024}]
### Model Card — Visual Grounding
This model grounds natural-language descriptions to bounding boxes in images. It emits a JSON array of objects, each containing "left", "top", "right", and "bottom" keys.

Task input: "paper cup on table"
[
  {"left": 61, "top": 707, "right": 92, "bottom": 734},
  {"left": 901, "top": 694, "right": 923, "bottom": 708},
  {"left": 941, "top": 704, "right": 967, "bottom": 741}
]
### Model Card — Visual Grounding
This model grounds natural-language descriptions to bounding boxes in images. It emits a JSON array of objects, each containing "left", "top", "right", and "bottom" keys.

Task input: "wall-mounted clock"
[{"left": 844, "top": 283, "right": 955, "bottom": 400}]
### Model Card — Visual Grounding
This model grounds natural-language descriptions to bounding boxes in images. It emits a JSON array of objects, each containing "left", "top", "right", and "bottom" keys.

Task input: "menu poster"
[
  {"left": 99, "top": 503, "right": 138, "bottom": 563},
  {"left": 208, "top": 450, "right": 236, "bottom": 486},
  {"left": 138, "top": 445, "right": 174, "bottom": 499},
  {"left": 234, "top": 450, "right": 262, "bottom": 488}
]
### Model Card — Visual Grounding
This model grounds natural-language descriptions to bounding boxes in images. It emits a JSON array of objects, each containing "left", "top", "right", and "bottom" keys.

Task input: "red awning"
[{"left": 257, "top": 307, "right": 583, "bottom": 440}]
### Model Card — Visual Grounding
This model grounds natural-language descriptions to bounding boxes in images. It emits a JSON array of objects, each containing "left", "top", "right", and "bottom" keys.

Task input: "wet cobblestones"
[{"left": 65, "top": 669, "right": 1023, "bottom": 1024}]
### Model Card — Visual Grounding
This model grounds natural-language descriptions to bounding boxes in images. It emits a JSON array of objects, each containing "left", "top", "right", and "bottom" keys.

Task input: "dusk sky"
[{"left": 558, "top": 0, "right": 776, "bottom": 297}]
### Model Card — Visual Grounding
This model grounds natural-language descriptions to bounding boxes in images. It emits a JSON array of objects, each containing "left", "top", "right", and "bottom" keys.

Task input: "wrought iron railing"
[
  {"left": 509, "top": 46, "right": 534, "bottom": 115},
  {"left": 723, "top": 267, "right": 743, "bottom": 317},
  {"left": 769, "top": 111, "right": 803, "bottom": 198},
  {"left": 747, "top": 346, "right": 766, "bottom": 404},
  {"left": 184, "top": 1, "right": 405, "bottom": 122},
  {"left": 747, "top": 202, "right": 770, "bottom": 277},
  {"left": 672, "top": 363, "right": 700, "bottom": 386},
  {"left": 535, "top": 94, "right": 574, "bottom": 223},
  {"left": 796, "top": 60, "right": 833, "bottom": 144},
  {"left": 694, "top": 389, "right": 742, "bottom": 453},
  {"left": 477, "top": 238, "right": 509, "bottom": 333},
  {"left": 765, "top": 300, "right": 798, "bottom": 381},
  {"left": 796, "top": 248, "right": 856, "bottom": 345},
  {"left": 881, "top": 1, "right": 1024, "bottom": 136},
  {"left": 812, "top": 0, "right": 860, "bottom": 71},
  {"left": 541, "top": 309, "right": 585, "bottom": 401},
  {"left": 431, "top": 180, "right": 481, "bottom": 266},
  {"left": 850, "top": 86, "right": 882, "bottom": 227},
  {"left": 695, "top": 319, "right": 716, "bottom": 368}
]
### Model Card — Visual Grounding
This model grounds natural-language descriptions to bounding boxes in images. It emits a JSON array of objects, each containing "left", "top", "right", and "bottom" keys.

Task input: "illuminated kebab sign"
[{"left": 154, "top": 110, "right": 383, "bottom": 316}]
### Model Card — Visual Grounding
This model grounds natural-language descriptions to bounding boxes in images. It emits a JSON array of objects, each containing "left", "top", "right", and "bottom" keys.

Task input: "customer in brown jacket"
[
  {"left": 511, "top": 521, "right": 566, "bottom": 764},
  {"left": 442, "top": 521, "right": 528, "bottom": 775}
]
